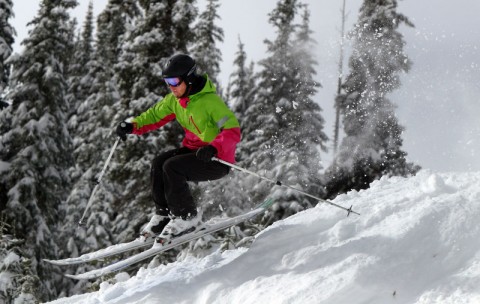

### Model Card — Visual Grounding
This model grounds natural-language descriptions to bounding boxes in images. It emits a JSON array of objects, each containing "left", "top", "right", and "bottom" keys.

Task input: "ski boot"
[
  {"left": 156, "top": 213, "right": 202, "bottom": 244},
  {"left": 141, "top": 214, "right": 170, "bottom": 239}
]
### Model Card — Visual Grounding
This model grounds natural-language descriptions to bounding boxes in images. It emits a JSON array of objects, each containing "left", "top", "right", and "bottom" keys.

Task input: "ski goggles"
[{"left": 164, "top": 77, "right": 183, "bottom": 87}]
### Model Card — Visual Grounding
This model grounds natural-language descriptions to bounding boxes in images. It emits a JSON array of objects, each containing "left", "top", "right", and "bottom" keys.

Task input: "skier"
[{"left": 116, "top": 54, "right": 241, "bottom": 241}]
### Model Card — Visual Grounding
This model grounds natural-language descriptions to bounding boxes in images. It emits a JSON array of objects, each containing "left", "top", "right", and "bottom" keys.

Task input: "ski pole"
[
  {"left": 78, "top": 137, "right": 121, "bottom": 226},
  {"left": 212, "top": 157, "right": 360, "bottom": 216}
]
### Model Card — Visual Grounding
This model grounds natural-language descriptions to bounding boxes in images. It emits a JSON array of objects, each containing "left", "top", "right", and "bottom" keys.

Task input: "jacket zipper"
[{"left": 190, "top": 116, "right": 202, "bottom": 134}]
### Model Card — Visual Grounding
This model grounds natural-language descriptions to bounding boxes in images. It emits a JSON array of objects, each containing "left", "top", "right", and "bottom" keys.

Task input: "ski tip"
[
  {"left": 43, "top": 258, "right": 66, "bottom": 266},
  {"left": 43, "top": 257, "right": 85, "bottom": 266},
  {"left": 65, "top": 271, "right": 101, "bottom": 280},
  {"left": 65, "top": 273, "right": 87, "bottom": 280}
]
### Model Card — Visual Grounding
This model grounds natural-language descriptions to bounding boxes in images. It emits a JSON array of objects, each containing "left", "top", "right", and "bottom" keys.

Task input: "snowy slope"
[{"left": 49, "top": 170, "right": 480, "bottom": 304}]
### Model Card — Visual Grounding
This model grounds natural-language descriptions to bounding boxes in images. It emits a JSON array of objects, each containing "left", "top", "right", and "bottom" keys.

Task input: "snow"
[
  {"left": 3, "top": 252, "right": 20, "bottom": 267},
  {"left": 48, "top": 170, "right": 480, "bottom": 304},
  {"left": 0, "top": 272, "right": 14, "bottom": 294}
]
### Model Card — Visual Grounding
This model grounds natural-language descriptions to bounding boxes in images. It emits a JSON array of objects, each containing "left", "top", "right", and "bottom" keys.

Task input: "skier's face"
[{"left": 166, "top": 78, "right": 187, "bottom": 98}]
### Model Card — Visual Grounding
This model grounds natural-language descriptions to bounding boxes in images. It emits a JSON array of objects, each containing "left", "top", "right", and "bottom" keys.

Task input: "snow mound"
[{"left": 49, "top": 170, "right": 480, "bottom": 304}]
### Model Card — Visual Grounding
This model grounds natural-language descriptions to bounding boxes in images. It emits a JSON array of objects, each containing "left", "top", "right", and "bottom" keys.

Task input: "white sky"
[{"left": 10, "top": 0, "right": 480, "bottom": 173}]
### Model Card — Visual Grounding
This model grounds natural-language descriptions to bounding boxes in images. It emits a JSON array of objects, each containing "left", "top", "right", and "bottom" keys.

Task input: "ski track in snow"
[{"left": 48, "top": 170, "right": 480, "bottom": 304}]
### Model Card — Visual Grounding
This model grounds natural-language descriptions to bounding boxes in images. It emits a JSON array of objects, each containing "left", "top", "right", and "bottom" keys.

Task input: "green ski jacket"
[{"left": 132, "top": 75, "right": 241, "bottom": 163}]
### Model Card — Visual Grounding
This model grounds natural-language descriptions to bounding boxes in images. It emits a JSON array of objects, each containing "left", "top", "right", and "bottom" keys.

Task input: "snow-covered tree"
[
  {"left": 100, "top": 0, "right": 141, "bottom": 58},
  {"left": 289, "top": 4, "right": 328, "bottom": 200},
  {"left": 0, "top": 0, "right": 14, "bottom": 122},
  {"left": 0, "top": 0, "right": 77, "bottom": 300},
  {"left": 226, "top": 36, "right": 255, "bottom": 127},
  {"left": 241, "top": 0, "right": 327, "bottom": 220},
  {"left": 116, "top": 0, "right": 197, "bottom": 101},
  {"left": 325, "top": 0, "right": 419, "bottom": 197},
  {"left": 0, "top": 0, "right": 14, "bottom": 100},
  {"left": 0, "top": 219, "right": 39, "bottom": 304},
  {"left": 190, "top": 0, "right": 224, "bottom": 86},
  {"left": 66, "top": 1, "right": 94, "bottom": 136}
]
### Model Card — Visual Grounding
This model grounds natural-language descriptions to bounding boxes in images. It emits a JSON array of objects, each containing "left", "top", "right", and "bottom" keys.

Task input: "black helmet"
[{"left": 162, "top": 54, "right": 197, "bottom": 79}]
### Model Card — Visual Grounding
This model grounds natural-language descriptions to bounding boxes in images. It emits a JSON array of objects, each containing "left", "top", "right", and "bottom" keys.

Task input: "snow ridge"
[{"left": 49, "top": 170, "right": 480, "bottom": 304}]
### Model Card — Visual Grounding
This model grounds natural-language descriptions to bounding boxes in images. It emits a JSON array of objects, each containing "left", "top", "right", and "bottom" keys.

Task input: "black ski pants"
[{"left": 151, "top": 147, "right": 229, "bottom": 219}]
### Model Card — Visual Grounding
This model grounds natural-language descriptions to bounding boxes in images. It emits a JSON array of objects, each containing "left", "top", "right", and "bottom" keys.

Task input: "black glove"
[
  {"left": 196, "top": 145, "right": 217, "bottom": 162},
  {"left": 116, "top": 122, "right": 134, "bottom": 141}
]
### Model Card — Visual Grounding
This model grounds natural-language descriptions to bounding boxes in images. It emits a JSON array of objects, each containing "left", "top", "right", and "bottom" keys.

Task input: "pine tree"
[
  {"left": 100, "top": 0, "right": 142, "bottom": 60},
  {"left": 190, "top": 0, "right": 224, "bottom": 86},
  {"left": 0, "top": 219, "right": 39, "bottom": 304},
  {"left": 0, "top": 0, "right": 14, "bottom": 123},
  {"left": 290, "top": 4, "right": 328, "bottom": 201},
  {"left": 241, "top": 0, "right": 327, "bottom": 220},
  {"left": 242, "top": 0, "right": 299, "bottom": 173},
  {"left": 0, "top": 0, "right": 77, "bottom": 300},
  {"left": 66, "top": 1, "right": 94, "bottom": 139},
  {"left": 0, "top": 0, "right": 14, "bottom": 101},
  {"left": 227, "top": 36, "right": 256, "bottom": 128},
  {"left": 325, "top": 0, "right": 420, "bottom": 198},
  {"left": 115, "top": 0, "right": 197, "bottom": 101}
]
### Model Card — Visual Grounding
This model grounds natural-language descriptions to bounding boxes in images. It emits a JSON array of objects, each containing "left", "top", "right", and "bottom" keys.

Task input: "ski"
[
  {"left": 65, "top": 198, "right": 274, "bottom": 280},
  {"left": 44, "top": 237, "right": 155, "bottom": 266}
]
